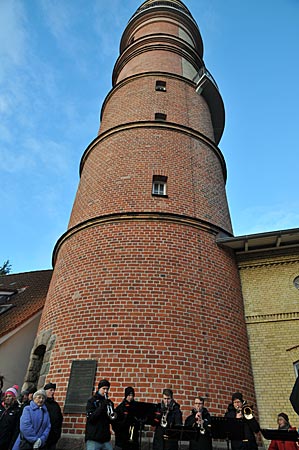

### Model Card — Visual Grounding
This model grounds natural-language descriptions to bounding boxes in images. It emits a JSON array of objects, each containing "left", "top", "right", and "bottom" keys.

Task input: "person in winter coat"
[
  {"left": 85, "top": 379, "right": 115, "bottom": 450},
  {"left": 43, "top": 382, "right": 63, "bottom": 450},
  {"left": 152, "top": 388, "right": 182, "bottom": 450},
  {"left": 184, "top": 397, "right": 212, "bottom": 450},
  {"left": 268, "top": 412, "right": 299, "bottom": 450},
  {"left": 12, "top": 389, "right": 51, "bottom": 450},
  {"left": 225, "top": 392, "right": 260, "bottom": 450},
  {"left": 0, "top": 386, "right": 21, "bottom": 450},
  {"left": 113, "top": 387, "right": 140, "bottom": 450}
]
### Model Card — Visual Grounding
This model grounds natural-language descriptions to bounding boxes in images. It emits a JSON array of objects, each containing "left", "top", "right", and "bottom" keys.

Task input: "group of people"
[
  {"left": 1, "top": 379, "right": 298, "bottom": 450},
  {"left": 85, "top": 382, "right": 299, "bottom": 450},
  {"left": 0, "top": 382, "right": 62, "bottom": 450}
]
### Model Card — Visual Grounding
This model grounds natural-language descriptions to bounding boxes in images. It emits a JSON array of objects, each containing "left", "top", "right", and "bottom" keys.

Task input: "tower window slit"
[
  {"left": 156, "top": 80, "right": 167, "bottom": 92},
  {"left": 155, "top": 112, "right": 167, "bottom": 121}
]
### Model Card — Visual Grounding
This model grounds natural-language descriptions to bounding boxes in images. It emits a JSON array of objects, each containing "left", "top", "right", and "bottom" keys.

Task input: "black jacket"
[
  {"left": 113, "top": 399, "right": 140, "bottom": 450},
  {"left": 153, "top": 400, "right": 182, "bottom": 450},
  {"left": 0, "top": 401, "right": 21, "bottom": 450},
  {"left": 184, "top": 408, "right": 212, "bottom": 450},
  {"left": 45, "top": 397, "right": 63, "bottom": 446},
  {"left": 85, "top": 393, "right": 114, "bottom": 443},
  {"left": 225, "top": 405, "right": 260, "bottom": 450}
]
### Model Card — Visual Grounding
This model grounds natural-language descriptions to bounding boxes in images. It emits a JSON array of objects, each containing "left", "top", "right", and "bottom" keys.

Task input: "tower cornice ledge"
[
  {"left": 122, "top": 1, "right": 203, "bottom": 57},
  {"left": 113, "top": 34, "right": 203, "bottom": 85},
  {"left": 81, "top": 121, "right": 227, "bottom": 180},
  {"left": 101, "top": 71, "right": 196, "bottom": 120},
  {"left": 52, "top": 212, "right": 233, "bottom": 267}
]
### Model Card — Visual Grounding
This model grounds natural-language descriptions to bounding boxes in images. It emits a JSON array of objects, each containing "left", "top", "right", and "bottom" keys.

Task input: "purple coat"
[{"left": 12, "top": 400, "right": 51, "bottom": 450}]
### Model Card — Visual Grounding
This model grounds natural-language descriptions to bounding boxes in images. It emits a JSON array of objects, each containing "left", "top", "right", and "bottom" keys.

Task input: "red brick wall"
[
  {"left": 68, "top": 128, "right": 230, "bottom": 232},
  {"left": 40, "top": 221, "right": 255, "bottom": 433},
  {"left": 116, "top": 49, "right": 186, "bottom": 83},
  {"left": 99, "top": 75, "right": 214, "bottom": 139}
]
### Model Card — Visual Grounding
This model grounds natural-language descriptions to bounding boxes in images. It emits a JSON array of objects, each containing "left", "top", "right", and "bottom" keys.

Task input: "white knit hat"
[
  {"left": 33, "top": 389, "right": 47, "bottom": 400},
  {"left": 5, "top": 386, "right": 18, "bottom": 397}
]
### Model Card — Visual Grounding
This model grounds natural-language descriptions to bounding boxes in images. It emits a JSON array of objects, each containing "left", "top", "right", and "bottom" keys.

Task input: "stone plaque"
[{"left": 64, "top": 360, "right": 97, "bottom": 413}]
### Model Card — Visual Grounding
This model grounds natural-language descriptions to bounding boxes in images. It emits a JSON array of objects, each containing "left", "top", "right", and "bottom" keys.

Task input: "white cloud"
[
  {"left": 0, "top": 148, "right": 34, "bottom": 173},
  {"left": 24, "top": 137, "right": 71, "bottom": 175},
  {"left": 233, "top": 205, "right": 299, "bottom": 236},
  {"left": 0, "top": 0, "right": 27, "bottom": 81}
]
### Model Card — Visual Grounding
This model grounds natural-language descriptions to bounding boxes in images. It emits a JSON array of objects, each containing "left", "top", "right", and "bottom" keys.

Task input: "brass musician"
[
  {"left": 185, "top": 397, "right": 212, "bottom": 450},
  {"left": 224, "top": 392, "right": 260, "bottom": 450},
  {"left": 113, "top": 387, "right": 140, "bottom": 450},
  {"left": 85, "top": 379, "right": 116, "bottom": 450},
  {"left": 152, "top": 389, "right": 182, "bottom": 450}
]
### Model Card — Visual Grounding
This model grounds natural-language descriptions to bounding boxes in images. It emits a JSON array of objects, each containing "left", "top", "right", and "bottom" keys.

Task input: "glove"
[{"left": 33, "top": 438, "right": 42, "bottom": 448}]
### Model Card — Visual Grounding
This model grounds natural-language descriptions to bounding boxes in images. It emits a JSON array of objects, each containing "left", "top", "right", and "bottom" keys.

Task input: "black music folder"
[
  {"left": 210, "top": 417, "right": 244, "bottom": 440},
  {"left": 261, "top": 429, "right": 299, "bottom": 442},
  {"left": 163, "top": 425, "right": 198, "bottom": 441}
]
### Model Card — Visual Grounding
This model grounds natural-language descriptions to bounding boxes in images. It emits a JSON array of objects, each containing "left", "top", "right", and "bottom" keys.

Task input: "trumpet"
[
  {"left": 193, "top": 409, "right": 206, "bottom": 434},
  {"left": 161, "top": 408, "right": 169, "bottom": 428},
  {"left": 104, "top": 393, "right": 117, "bottom": 420},
  {"left": 129, "top": 425, "right": 135, "bottom": 442},
  {"left": 242, "top": 403, "right": 254, "bottom": 420}
]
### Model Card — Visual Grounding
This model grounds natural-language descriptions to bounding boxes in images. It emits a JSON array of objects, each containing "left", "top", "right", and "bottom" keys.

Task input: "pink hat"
[{"left": 5, "top": 386, "right": 18, "bottom": 397}]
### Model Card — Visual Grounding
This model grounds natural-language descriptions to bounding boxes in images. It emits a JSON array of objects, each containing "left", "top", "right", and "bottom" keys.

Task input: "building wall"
[
  {"left": 0, "top": 314, "right": 41, "bottom": 392},
  {"left": 239, "top": 253, "right": 299, "bottom": 429},
  {"left": 40, "top": 220, "right": 256, "bottom": 436}
]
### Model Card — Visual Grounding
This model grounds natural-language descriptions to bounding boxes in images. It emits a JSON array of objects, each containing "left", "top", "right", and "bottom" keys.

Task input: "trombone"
[{"left": 237, "top": 402, "right": 254, "bottom": 420}]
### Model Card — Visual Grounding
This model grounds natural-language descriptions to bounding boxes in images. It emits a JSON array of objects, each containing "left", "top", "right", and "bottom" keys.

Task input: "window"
[
  {"left": 152, "top": 175, "right": 167, "bottom": 196},
  {"left": 294, "top": 361, "right": 299, "bottom": 377},
  {"left": 0, "top": 304, "right": 13, "bottom": 315},
  {"left": 155, "top": 112, "right": 167, "bottom": 121},
  {"left": 293, "top": 276, "right": 299, "bottom": 290},
  {"left": 156, "top": 80, "right": 167, "bottom": 92},
  {"left": 0, "top": 289, "right": 16, "bottom": 315}
]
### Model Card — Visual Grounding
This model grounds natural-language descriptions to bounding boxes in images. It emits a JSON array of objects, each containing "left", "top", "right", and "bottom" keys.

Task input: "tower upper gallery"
[
  {"left": 99, "top": 0, "right": 224, "bottom": 146},
  {"left": 68, "top": 0, "right": 230, "bottom": 234}
]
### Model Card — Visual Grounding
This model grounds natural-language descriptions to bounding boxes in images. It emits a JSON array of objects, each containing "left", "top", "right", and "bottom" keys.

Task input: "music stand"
[
  {"left": 211, "top": 417, "right": 245, "bottom": 450},
  {"left": 131, "top": 401, "right": 157, "bottom": 423},
  {"left": 163, "top": 425, "right": 198, "bottom": 442},
  {"left": 130, "top": 402, "right": 157, "bottom": 450},
  {"left": 261, "top": 429, "right": 299, "bottom": 442}
]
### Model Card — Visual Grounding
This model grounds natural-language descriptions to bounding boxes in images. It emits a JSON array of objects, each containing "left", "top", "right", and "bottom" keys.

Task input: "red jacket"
[{"left": 268, "top": 428, "right": 299, "bottom": 450}]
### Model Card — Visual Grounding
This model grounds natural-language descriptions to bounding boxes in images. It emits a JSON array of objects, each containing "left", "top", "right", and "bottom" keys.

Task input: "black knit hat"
[
  {"left": 232, "top": 392, "right": 243, "bottom": 403},
  {"left": 278, "top": 412, "right": 289, "bottom": 423},
  {"left": 125, "top": 386, "right": 135, "bottom": 397},
  {"left": 44, "top": 382, "right": 56, "bottom": 391},
  {"left": 98, "top": 379, "right": 110, "bottom": 389}
]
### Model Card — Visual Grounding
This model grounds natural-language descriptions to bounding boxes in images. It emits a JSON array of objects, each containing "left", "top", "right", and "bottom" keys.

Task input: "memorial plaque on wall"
[{"left": 64, "top": 360, "right": 97, "bottom": 413}]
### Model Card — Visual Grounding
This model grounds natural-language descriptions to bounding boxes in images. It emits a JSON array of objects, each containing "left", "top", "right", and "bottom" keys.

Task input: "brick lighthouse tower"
[{"left": 27, "top": 0, "right": 257, "bottom": 441}]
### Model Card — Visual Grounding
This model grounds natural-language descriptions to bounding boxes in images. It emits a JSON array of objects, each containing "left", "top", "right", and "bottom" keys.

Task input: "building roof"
[
  {"left": 136, "top": 0, "right": 192, "bottom": 16},
  {"left": 217, "top": 228, "right": 299, "bottom": 260},
  {"left": 0, "top": 270, "right": 52, "bottom": 339}
]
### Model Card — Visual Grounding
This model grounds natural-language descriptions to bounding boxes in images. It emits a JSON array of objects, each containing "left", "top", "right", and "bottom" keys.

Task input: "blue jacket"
[{"left": 12, "top": 400, "right": 51, "bottom": 450}]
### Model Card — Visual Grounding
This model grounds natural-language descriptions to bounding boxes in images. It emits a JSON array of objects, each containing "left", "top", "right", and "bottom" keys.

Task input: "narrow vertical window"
[
  {"left": 155, "top": 80, "right": 167, "bottom": 92},
  {"left": 155, "top": 112, "right": 167, "bottom": 121},
  {"left": 152, "top": 175, "right": 168, "bottom": 197}
]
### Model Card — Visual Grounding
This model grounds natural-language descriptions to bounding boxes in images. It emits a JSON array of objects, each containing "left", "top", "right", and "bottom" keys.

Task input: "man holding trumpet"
[
  {"left": 85, "top": 379, "right": 116, "bottom": 450},
  {"left": 225, "top": 392, "right": 260, "bottom": 450},
  {"left": 185, "top": 397, "right": 212, "bottom": 450}
]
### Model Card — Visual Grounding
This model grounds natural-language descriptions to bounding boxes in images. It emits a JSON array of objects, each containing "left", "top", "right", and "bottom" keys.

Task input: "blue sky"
[{"left": 1, "top": 0, "right": 298, "bottom": 274}]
